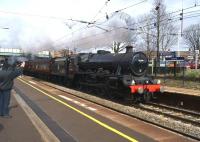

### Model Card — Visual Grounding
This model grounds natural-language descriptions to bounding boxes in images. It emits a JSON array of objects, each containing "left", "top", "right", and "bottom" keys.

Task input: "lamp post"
[{"left": 155, "top": 4, "right": 160, "bottom": 77}]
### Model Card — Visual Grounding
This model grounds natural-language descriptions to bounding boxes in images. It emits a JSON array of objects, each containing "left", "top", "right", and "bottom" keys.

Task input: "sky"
[{"left": 0, "top": 0, "right": 199, "bottom": 53}]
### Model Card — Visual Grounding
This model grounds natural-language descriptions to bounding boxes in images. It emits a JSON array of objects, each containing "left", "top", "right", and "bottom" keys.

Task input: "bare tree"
[
  {"left": 112, "top": 41, "right": 129, "bottom": 53},
  {"left": 137, "top": 14, "right": 157, "bottom": 59},
  {"left": 138, "top": 0, "right": 177, "bottom": 60},
  {"left": 152, "top": 0, "right": 178, "bottom": 60},
  {"left": 112, "top": 41, "right": 122, "bottom": 53},
  {"left": 159, "top": 16, "right": 178, "bottom": 53},
  {"left": 183, "top": 24, "right": 200, "bottom": 58},
  {"left": 108, "top": 11, "right": 137, "bottom": 53}
]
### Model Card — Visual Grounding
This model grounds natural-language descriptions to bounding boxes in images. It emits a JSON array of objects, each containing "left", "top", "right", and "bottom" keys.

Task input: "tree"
[
  {"left": 183, "top": 24, "right": 200, "bottom": 58},
  {"left": 138, "top": 0, "right": 178, "bottom": 60},
  {"left": 152, "top": 0, "right": 178, "bottom": 60},
  {"left": 108, "top": 11, "right": 137, "bottom": 53},
  {"left": 138, "top": 14, "right": 157, "bottom": 59},
  {"left": 112, "top": 41, "right": 126, "bottom": 53}
]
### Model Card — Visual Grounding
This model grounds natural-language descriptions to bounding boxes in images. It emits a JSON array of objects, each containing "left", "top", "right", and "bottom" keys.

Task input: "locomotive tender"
[{"left": 24, "top": 45, "right": 161, "bottom": 103}]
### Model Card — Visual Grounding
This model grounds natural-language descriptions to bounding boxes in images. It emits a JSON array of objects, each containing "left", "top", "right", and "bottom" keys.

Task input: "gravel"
[{"left": 40, "top": 80, "right": 200, "bottom": 140}]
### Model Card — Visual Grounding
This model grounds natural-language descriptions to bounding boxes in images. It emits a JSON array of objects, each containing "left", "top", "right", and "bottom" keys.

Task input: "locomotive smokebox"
[{"left": 125, "top": 45, "right": 133, "bottom": 53}]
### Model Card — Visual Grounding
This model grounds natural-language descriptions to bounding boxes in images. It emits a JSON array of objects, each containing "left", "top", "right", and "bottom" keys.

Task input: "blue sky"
[{"left": 0, "top": 0, "right": 199, "bottom": 52}]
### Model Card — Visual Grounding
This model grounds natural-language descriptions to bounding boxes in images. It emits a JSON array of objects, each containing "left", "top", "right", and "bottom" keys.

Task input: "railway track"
[
  {"left": 22, "top": 77, "right": 200, "bottom": 141},
  {"left": 138, "top": 103, "right": 200, "bottom": 126}
]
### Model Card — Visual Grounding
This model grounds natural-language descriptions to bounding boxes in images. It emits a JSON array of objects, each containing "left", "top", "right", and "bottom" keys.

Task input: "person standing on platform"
[{"left": 0, "top": 60, "right": 25, "bottom": 118}]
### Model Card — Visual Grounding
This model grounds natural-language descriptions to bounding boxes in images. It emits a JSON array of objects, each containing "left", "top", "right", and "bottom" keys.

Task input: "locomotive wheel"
[
  {"left": 77, "top": 83, "right": 83, "bottom": 90},
  {"left": 75, "top": 80, "right": 83, "bottom": 90},
  {"left": 132, "top": 95, "right": 139, "bottom": 104},
  {"left": 143, "top": 92, "right": 152, "bottom": 103},
  {"left": 103, "top": 80, "right": 116, "bottom": 99},
  {"left": 64, "top": 80, "right": 71, "bottom": 87},
  {"left": 96, "top": 88, "right": 106, "bottom": 97},
  {"left": 84, "top": 86, "right": 92, "bottom": 93},
  {"left": 125, "top": 94, "right": 138, "bottom": 104},
  {"left": 107, "top": 92, "right": 115, "bottom": 99},
  {"left": 104, "top": 86, "right": 114, "bottom": 99}
]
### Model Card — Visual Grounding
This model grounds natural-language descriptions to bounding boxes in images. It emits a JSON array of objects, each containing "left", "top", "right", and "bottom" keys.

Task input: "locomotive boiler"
[{"left": 78, "top": 46, "right": 148, "bottom": 76}]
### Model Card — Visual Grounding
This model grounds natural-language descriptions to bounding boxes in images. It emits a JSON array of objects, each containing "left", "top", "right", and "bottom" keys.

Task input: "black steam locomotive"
[{"left": 24, "top": 46, "right": 161, "bottom": 103}]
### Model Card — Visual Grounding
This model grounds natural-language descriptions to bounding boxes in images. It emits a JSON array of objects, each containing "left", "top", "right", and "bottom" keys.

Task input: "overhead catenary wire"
[
  {"left": 0, "top": 1, "right": 196, "bottom": 49},
  {"left": 53, "top": 2, "right": 200, "bottom": 50},
  {"left": 61, "top": 4, "right": 200, "bottom": 44},
  {"left": 114, "top": 0, "right": 147, "bottom": 13},
  {"left": 0, "top": 1, "right": 190, "bottom": 38},
  {"left": 105, "top": 4, "right": 200, "bottom": 30},
  {"left": 55, "top": 13, "right": 200, "bottom": 49},
  {"left": 0, "top": 2, "right": 199, "bottom": 24},
  {"left": 97, "top": 6, "right": 200, "bottom": 35},
  {"left": 75, "top": 26, "right": 200, "bottom": 51},
  {"left": 100, "top": 4, "right": 200, "bottom": 31},
  {"left": 53, "top": 0, "right": 148, "bottom": 45},
  {"left": 92, "top": 0, "right": 148, "bottom": 25},
  {"left": 90, "top": 0, "right": 111, "bottom": 23},
  {"left": 0, "top": 0, "right": 147, "bottom": 22}
]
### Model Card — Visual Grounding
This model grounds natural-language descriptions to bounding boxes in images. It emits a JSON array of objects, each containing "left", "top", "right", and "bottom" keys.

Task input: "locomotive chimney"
[{"left": 125, "top": 45, "right": 133, "bottom": 53}]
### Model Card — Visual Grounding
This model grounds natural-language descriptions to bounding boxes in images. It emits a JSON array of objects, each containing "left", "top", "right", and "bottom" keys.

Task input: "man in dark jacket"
[{"left": 0, "top": 60, "right": 24, "bottom": 118}]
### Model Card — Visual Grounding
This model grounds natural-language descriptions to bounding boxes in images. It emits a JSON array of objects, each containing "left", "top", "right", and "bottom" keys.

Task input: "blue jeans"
[{"left": 0, "top": 90, "right": 11, "bottom": 116}]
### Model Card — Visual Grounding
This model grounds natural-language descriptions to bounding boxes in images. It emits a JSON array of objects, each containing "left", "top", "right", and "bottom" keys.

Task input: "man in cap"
[{"left": 0, "top": 59, "right": 25, "bottom": 118}]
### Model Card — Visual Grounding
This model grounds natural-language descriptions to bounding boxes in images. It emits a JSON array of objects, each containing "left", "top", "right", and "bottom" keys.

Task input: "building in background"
[
  {"left": 50, "top": 49, "right": 74, "bottom": 58},
  {"left": 0, "top": 48, "right": 23, "bottom": 57},
  {"left": 37, "top": 50, "right": 50, "bottom": 58}
]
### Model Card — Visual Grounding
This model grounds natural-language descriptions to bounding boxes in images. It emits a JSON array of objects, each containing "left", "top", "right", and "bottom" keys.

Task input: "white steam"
[
  {"left": 62, "top": 12, "right": 137, "bottom": 52},
  {"left": 0, "top": 11, "right": 136, "bottom": 54}
]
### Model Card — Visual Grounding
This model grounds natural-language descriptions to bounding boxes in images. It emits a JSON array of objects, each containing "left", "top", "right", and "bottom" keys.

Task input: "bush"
[{"left": 185, "top": 69, "right": 200, "bottom": 79}]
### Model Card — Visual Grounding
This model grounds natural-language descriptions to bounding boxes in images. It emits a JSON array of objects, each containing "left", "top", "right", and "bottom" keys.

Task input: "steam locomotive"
[{"left": 24, "top": 46, "right": 162, "bottom": 103}]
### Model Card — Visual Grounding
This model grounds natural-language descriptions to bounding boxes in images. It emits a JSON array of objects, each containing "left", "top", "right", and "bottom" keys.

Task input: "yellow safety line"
[{"left": 18, "top": 78, "right": 138, "bottom": 142}]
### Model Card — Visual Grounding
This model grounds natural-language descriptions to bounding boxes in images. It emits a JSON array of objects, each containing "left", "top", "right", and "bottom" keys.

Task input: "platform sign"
[
  {"left": 161, "top": 51, "right": 176, "bottom": 58},
  {"left": 165, "top": 57, "right": 185, "bottom": 61}
]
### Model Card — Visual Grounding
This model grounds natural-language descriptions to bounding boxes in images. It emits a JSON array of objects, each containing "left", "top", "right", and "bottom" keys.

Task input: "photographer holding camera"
[{"left": 0, "top": 58, "right": 25, "bottom": 118}]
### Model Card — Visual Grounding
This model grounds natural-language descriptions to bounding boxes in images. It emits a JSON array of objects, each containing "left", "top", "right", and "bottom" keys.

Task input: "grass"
[
  {"left": 161, "top": 78, "right": 200, "bottom": 90},
  {"left": 157, "top": 69, "right": 200, "bottom": 90},
  {"left": 184, "top": 69, "right": 200, "bottom": 78}
]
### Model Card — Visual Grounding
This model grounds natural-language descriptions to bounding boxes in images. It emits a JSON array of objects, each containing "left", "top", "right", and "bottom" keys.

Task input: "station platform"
[
  {"left": 164, "top": 86, "right": 200, "bottom": 97},
  {"left": 0, "top": 76, "right": 197, "bottom": 142},
  {"left": 0, "top": 92, "right": 43, "bottom": 142}
]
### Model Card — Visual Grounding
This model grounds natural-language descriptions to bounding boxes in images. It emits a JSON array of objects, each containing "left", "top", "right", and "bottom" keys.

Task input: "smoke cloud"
[
  {"left": 0, "top": 11, "right": 136, "bottom": 54},
  {"left": 63, "top": 12, "right": 136, "bottom": 52}
]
